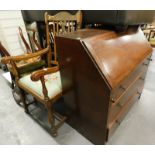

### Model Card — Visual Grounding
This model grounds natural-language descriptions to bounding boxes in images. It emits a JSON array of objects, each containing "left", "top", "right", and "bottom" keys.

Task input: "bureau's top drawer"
[{"left": 110, "top": 54, "right": 151, "bottom": 104}]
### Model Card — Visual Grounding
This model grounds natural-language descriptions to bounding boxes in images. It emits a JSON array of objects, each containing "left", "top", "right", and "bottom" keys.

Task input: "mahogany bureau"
[{"left": 55, "top": 28, "right": 153, "bottom": 144}]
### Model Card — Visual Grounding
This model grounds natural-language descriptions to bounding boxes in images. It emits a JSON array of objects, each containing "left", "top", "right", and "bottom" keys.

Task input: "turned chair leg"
[
  {"left": 137, "top": 91, "right": 142, "bottom": 100},
  {"left": 46, "top": 101, "right": 67, "bottom": 137},
  {"left": 47, "top": 101, "right": 57, "bottom": 137},
  {"left": 51, "top": 119, "right": 57, "bottom": 137},
  {"left": 20, "top": 88, "right": 29, "bottom": 114},
  {"left": 12, "top": 85, "right": 22, "bottom": 106}
]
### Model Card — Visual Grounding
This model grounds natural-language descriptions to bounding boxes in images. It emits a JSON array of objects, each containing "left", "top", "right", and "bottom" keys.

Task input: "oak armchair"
[{"left": 1, "top": 46, "right": 66, "bottom": 136}]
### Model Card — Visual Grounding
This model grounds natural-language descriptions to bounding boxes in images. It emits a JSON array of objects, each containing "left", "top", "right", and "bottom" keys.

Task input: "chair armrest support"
[{"left": 31, "top": 66, "right": 59, "bottom": 81}]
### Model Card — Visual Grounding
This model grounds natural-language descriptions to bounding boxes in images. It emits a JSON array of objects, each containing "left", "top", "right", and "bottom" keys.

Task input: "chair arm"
[
  {"left": 1, "top": 46, "right": 49, "bottom": 64},
  {"left": 31, "top": 66, "right": 59, "bottom": 81}
]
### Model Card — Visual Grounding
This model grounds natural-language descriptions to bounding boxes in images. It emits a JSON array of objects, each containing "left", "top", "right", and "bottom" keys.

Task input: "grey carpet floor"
[{"left": 0, "top": 49, "right": 155, "bottom": 145}]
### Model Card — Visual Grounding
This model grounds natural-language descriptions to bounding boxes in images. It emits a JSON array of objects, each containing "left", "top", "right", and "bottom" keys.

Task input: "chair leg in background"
[
  {"left": 20, "top": 88, "right": 29, "bottom": 114},
  {"left": 46, "top": 101, "right": 57, "bottom": 137}
]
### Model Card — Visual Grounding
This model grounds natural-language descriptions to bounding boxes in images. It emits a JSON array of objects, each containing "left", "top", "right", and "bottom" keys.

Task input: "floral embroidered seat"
[{"left": 18, "top": 71, "right": 62, "bottom": 100}]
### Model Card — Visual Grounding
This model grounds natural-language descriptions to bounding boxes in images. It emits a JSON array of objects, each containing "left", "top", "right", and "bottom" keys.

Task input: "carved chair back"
[
  {"left": 19, "top": 27, "right": 42, "bottom": 54},
  {"left": 26, "top": 25, "right": 42, "bottom": 51},
  {"left": 44, "top": 11, "right": 82, "bottom": 64}
]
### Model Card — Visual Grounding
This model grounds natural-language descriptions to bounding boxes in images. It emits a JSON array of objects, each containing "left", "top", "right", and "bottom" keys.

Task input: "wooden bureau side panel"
[{"left": 56, "top": 37, "right": 111, "bottom": 144}]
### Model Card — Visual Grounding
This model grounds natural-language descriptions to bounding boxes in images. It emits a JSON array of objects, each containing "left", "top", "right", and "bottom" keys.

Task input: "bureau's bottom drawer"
[
  {"left": 107, "top": 92, "right": 140, "bottom": 140},
  {"left": 108, "top": 76, "right": 144, "bottom": 124}
]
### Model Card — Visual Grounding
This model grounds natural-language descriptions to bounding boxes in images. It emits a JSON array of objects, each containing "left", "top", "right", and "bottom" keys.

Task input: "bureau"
[{"left": 55, "top": 28, "right": 152, "bottom": 144}]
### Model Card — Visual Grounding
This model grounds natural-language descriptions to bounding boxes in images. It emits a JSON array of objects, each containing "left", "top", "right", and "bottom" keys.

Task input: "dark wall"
[
  {"left": 22, "top": 10, "right": 77, "bottom": 22},
  {"left": 22, "top": 10, "right": 155, "bottom": 26}
]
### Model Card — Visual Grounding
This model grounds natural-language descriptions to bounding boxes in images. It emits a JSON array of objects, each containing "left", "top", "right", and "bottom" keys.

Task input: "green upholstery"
[
  {"left": 18, "top": 71, "right": 62, "bottom": 99},
  {"left": 18, "top": 60, "right": 46, "bottom": 75},
  {"left": 149, "top": 38, "right": 155, "bottom": 46}
]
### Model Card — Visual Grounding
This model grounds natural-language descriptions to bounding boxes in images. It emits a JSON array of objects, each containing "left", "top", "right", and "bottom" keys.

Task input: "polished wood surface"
[
  {"left": 56, "top": 28, "right": 152, "bottom": 144},
  {"left": 110, "top": 53, "right": 151, "bottom": 105},
  {"left": 83, "top": 28, "right": 152, "bottom": 89},
  {"left": 59, "top": 28, "right": 152, "bottom": 89}
]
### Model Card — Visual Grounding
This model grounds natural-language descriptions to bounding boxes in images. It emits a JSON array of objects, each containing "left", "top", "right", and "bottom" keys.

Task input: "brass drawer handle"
[
  {"left": 110, "top": 98, "right": 115, "bottom": 103},
  {"left": 142, "top": 62, "right": 148, "bottom": 66},
  {"left": 147, "top": 58, "right": 153, "bottom": 61},
  {"left": 115, "top": 120, "right": 121, "bottom": 125},
  {"left": 117, "top": 102, "right": 123, "bottom": 107},
  {"left": 119, "top": 85, "right": 126, "bottom": 90},
  {"left": 137, "top": 91, "right": 141, "bottom": 95},
  {"left": 139, "top": 77, "right": 145, "bottom": 81}
]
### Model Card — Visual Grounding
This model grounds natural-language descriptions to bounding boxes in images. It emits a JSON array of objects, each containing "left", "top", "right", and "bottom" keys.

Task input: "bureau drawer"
[
  {"left": 107, "top": 92, "right": 140, "bottom": 139},
  {"left": 110, "top": 54, "right": 151, "bottom": 104},
  {"left": 108, "top": 72, "right": 145, "bottom": 124}
]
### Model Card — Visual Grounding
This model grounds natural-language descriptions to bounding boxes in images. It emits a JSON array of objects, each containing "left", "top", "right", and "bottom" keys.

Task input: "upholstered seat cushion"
[
  {"left": 149, "top": 38, "right": 155, "bottom": 46},
  {"left": 18, "top": 71, "right": 62, "bottom": 99},
  {"left": 18, "top": 60, "right": 46, "bottom": 75}
]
